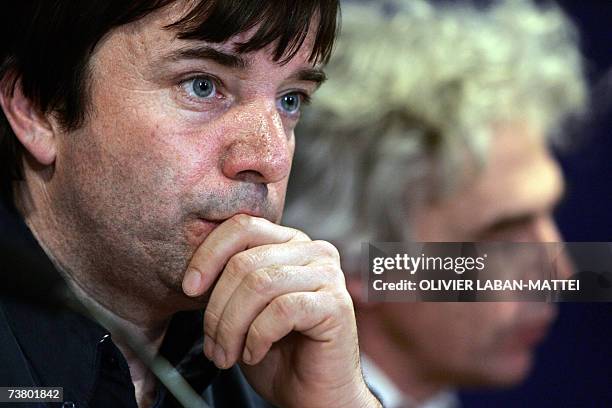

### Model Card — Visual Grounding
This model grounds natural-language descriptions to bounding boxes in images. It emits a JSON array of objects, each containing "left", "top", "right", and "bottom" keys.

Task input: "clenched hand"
[{"left": 182, "top": 214, "right": 380, "bottom": 408}]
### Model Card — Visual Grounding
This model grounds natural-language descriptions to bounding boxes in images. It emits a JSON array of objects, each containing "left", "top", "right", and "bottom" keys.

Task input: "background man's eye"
[
  {"left": 279, "top": 93, "right": 301, "bottom": 114},
  {"left": 189, "top": 77, "right": 216, "bottom": 98}
]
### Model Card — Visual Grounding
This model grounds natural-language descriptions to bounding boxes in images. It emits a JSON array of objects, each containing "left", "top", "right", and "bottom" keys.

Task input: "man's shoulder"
[
  {"left": 0, "top": 297, "right": 277, "bottom": 407},
  {"left": 0, "top": 295, "right": 106, "bottom": 395},
  {"left": 0, "top": 297, "right": 40, "bottom": 387}
]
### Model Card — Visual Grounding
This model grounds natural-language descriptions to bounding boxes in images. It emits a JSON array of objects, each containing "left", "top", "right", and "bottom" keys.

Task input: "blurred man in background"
[{"left": 284, "top": 0, "right": 587, "bottom": 407}]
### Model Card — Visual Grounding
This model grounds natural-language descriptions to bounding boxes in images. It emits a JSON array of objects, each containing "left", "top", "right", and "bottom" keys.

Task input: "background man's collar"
[{"left": 361, "top": 354, "right": 460, "bottom": 408}]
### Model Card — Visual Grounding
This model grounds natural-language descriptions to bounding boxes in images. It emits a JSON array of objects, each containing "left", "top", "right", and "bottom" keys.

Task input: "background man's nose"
[
  {"left": 532, "top": 215, "right": 562, "bottom": 243},
  {"left": 533, "top": 215, "right": 575, "bottom": 279},
  {"left": 221, "top": 103, "right": 292, "bottom": 184}
]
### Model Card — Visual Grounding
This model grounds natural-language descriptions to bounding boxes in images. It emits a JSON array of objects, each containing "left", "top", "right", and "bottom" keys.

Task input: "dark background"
[{"left": 460, "top": 1, "right": 612, "bottom": 407}]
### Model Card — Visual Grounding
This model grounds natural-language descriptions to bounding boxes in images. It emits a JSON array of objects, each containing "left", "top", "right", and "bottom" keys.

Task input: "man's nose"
[
  {"left": 532, "top": 214, "right": 562, "bottom": 243},
  {"left": 221, "top": 102, "right": 292, "bottom": 184},
  {"left": 532, "top": 214, "right": 575, "bottom": 279}
]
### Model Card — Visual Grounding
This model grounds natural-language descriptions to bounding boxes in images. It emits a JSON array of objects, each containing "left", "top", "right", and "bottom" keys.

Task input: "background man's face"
[
  {"left": 377, "top": 123, "right": 570, "bottom": 386},
  {"left": 46, "top": 3, "right": 321, "bottom": 308}
]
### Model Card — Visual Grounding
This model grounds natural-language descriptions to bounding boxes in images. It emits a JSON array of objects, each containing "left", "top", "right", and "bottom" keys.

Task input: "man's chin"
[
  {"left": 178, "top": 294, "right": 210, "bottom": 311},
  {"left": 449, "top": 350, "right": 534, "bottom": 389},
  {"left": 482, "top": 351, "right": 534, "bottom": 387},
  {"left": 154, "top": 273, "right": 211, "bottom": 312}
]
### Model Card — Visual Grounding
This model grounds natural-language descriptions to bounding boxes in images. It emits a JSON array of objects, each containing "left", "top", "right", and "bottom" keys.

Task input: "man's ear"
[{"left": 0, "top": 80, "right": 56, "bottom": 165}]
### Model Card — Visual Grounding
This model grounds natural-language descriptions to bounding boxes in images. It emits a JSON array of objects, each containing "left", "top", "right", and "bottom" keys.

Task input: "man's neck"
[{"left": 357, "top": 311, "right": 445, "bottom": 404}]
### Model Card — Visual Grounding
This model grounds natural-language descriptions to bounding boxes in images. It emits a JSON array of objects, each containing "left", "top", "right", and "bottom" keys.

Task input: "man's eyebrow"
[
  {"left": 288, "top": 67, "right": 327, "bottom": 88},
  {"left": 164, "top": 45, "right": 249, "bottom": 70},
  {"left": 480, "top": 213, "right": 536, "bottom": 236}
]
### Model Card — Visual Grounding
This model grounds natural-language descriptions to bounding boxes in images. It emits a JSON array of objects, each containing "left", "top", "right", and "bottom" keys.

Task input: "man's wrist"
[
  {"left": 332, "top": 379, "right": 382, "bottom": 408},
  {"left": 352, "top": 382, "right": 383, "bottom": 408}
]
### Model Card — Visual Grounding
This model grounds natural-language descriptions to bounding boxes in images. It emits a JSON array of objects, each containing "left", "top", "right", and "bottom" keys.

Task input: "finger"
[
  {"left": 206, "top": 264, "right": 341, "bottom": 368},
  {"left": 204, "top": 240, "right": 341, "bottom": 353},
  {"left": 210, "top": 239, "right": 340, "bottom": 308},
  {"left": 241, "top": 291, "right": 351, "bottom": 366},
  {"left": 182, "top": 214, "right": 310, "bottom": 296}
]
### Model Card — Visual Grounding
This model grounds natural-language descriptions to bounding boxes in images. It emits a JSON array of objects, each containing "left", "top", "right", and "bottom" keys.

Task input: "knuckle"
[
  {"left": 313, "top": 240, "right": 340, "bottom": 261},
  {"left": 250, "top": 322, "right": 264, "bottom": 343},
  {"left": 316, "top": 262, "right": 345, "bottom": 288},
  {"left": 333, "top": 266, "right": 348, "bottom": 286},
  {"left": 215, "top": 318, "right": 235, "bottom": 346},
  {"left": 248, "top": 322, "right": 267, "bottom": 349},
  {"left": 292, "top": 229, "right": 311, "bottom": 242},
  {"left": 204, "top": 308, "right": 221, "bottom": 335},
  {"left": 299, "top": 293, "right": 316, "bottom": 311},
  {"left": 263, "top": 265, "right": 288, "bottom": 283},
  {"left": 320, "top": 263, "right": 341, "bottom": 279},
  {"left": 226, "top": 252, "right": 252, "bottom": 275},
  {"left": 334, "top": 291, "right": 355, "bottom": 314},
  {"left": 335, "top": 267, "right": 348, "bottom": 286},
  {"left": 194, "top": 245, "right": 215, "bottom": 265},
  {"left": 323, "top": 289, "right": 354, "bottom": 316},
  {"left": 272, "top": 295, "right": 295, "bottom": 320},
  {"left": 245, "top": 268, "right": 277, "bottom": 295},
  {"left": 231, "top": 213, "right": 257, "bottom": 229}
]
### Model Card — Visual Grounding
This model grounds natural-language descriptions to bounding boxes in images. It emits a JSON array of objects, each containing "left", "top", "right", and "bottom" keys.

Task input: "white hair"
[{"left": 284, "top": 0, "right": 587, "bottom": 263}]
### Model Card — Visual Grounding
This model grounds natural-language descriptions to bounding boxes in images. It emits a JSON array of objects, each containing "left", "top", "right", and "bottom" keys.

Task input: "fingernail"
[
  {"left": 204, "top": 335, "right": 214, "bottom": 360},
  {"left": 214, "top": 344, "right": 226, "bottom": 368},
  {"left": 182, "top": 268, "right": 202, "bottom": 296},
  {"left": 242, "top": 347, "right": 252, "bottom": 364}
]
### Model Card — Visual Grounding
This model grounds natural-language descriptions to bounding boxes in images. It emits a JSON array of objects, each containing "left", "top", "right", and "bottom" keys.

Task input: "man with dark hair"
[{"left": 0, "top": 2, "right": 381, "bottom": 407}]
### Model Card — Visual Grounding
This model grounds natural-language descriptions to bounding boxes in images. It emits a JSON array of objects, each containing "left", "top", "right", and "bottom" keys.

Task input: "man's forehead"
[
  {"left": 418, "top": 131, "right": 562, "bottom": 239},
  {"left": 453, "top": 150, "right": 562, "bottom": 236},
  {"left": 123, "top": 0, "right": 320, "bottom": 69}
]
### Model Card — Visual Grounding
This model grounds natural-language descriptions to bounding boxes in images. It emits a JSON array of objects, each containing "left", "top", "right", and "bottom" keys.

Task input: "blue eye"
[
  {"left": 278, "top": 93, "right": 302, "bottom": 115},
  {"left": 188, "top": 76, "right": 216, "bottom": 98}
]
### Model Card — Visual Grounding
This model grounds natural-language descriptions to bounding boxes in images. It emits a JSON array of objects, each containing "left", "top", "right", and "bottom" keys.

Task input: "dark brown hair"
[{"left": 0, "top": 0, "right": 340, "bottom": 207}]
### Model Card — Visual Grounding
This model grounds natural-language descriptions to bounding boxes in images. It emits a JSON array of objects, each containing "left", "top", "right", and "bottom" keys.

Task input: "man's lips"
[
  {"left": 199, "top": 218, "right": 223, "bottom": 226},
  {"left": 202, "top": 208, "right": 269, "bottom": 222},
  {"left": 195, "top": 218, "right": 224, "bottom": 232},
  {"left": 186, "top": 218, "right": 223, "bottom": 247},
  {"left": 187, "top": 212, "right": 270, "bottom": 247}
]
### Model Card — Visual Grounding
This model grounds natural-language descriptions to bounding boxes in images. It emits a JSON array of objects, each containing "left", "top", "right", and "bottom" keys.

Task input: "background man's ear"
[{"left": 0, "top": 81, "right": 56, "bottom": 165}]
